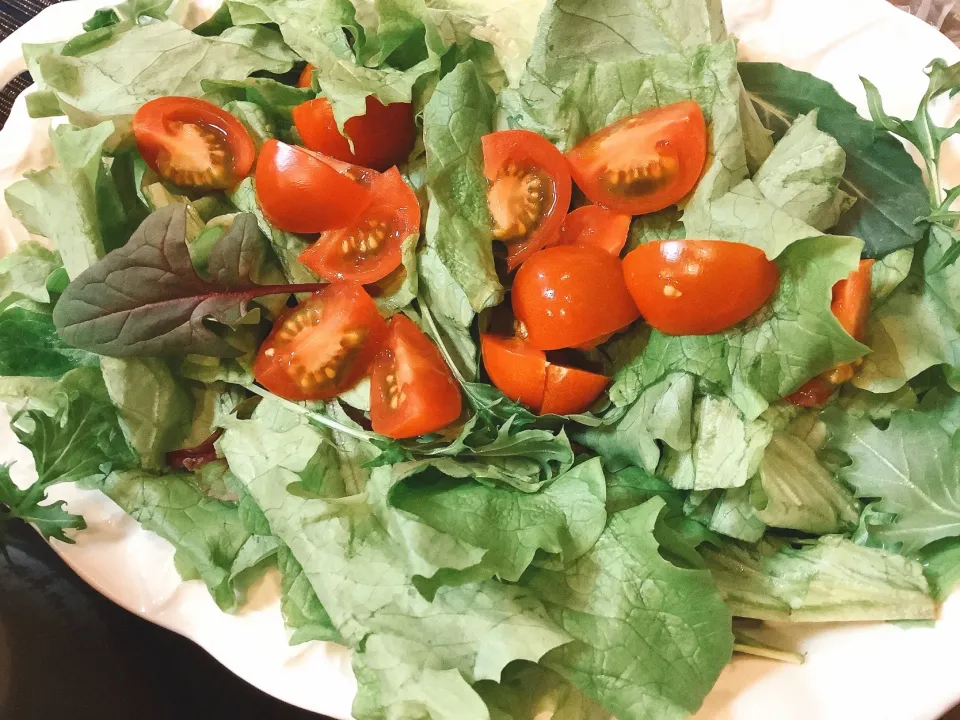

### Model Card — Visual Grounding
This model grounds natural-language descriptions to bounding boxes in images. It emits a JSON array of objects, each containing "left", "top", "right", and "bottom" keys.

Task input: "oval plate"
[{"left": 1, "top": 1, "right": 959, "bottom": 718}]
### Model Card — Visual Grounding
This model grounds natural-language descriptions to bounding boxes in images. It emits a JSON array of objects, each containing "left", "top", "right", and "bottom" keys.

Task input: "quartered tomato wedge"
[
  {"left": 298, "top": 167, "right": 419, "bottom": 284},
  {"left": 567, "top": 101, "right": 707, "bottom": 216},
  {"left": 512, "top": 245, "right": 639, "bottom": 350},
  {"left": 787, "top": 259, "right": 874, "bottom": 407},
  {"left": 253, "top": 284, "right": 388, "bottom": 401},
  {"left": 134, "top": 96, "right": 255, "bottom": 191},
  {"left": 480, "top": 335, "right": 608, "bottom": 415},
  {"left": 254, "top": 140, "right": 373, "bottom": 233},
  {"left": 370, "top": 315, "right": 462, "bottom": 438},
  {"left": 557, "top": 205, "right": 631, "bottom": 256},
  {"left": 482, "top": 130, "right": 572, "bottom": 270},
  {"left": 622, "top": 240, "right": 779, "bottom": 335},
  {"left": 293, "top": 66, "right": 416, "bottom": 171}
]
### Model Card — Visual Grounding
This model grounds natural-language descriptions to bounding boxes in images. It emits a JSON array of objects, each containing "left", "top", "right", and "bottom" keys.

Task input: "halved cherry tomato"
[
  {"left": 298, "top": 167, "right": 419, "bottom": 284},
  {"left": 481, "top": 334, "right": 608, "bottom": 415},
  {"left": 297, "top": 65, "right": 315, "bottom": 89},
  {"left": 253, "top": 284, "right": 388, "bottom": 401},
  {"left": 370, "top": 315, "right": 462, "bottom": 438},
  {"left": 622, "top": 240, "right": 779, "bottom": 336},
  {"left": 134, "top": 96, "right": 255, "bottom": 191},
  {"left": 567, "top": 101, "right": 707, "bottom": 216},
  {"left": 293, "top": 67, "right": 416, "bottom": 171},
  {"left": 480, "top": 335, "right": 548, "bottom": 411},
  {"left": 557, "top": 205, "right": 631, "bottom": 255},
  {"left": 786, "top": 259, "right": 874, "bottom": 407},
  {"left": 512, "top": 245, "right": 640, "bottom": 350},
  {"left": 255, "top": 140, "right": 372, "bottom": 233},
  {"left": 482, "top": 130, "right": 572, "bottom": 270}
]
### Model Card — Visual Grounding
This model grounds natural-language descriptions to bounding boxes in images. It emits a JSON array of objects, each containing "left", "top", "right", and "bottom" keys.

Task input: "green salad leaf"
[
  {"left": 0, "top": 300, "right": 99, "bottom": 378},
  {"left": 0, "top": 243, "right": 61, "bottom": 307},
  {"left": 0, "top": 464, "right": 86, "bottom": 544}
]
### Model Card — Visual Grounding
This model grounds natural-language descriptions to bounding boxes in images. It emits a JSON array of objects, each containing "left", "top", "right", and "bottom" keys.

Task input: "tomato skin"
[
  {"left": 481, "top": 334, "right": 607, "bottom": 415},
  {"left": 512, "top": 245, "right": 640, "bottom": 350},
  {"left": 370, "top": 315, "right": 462, "bottom": 439},
  {"left": 786, "top": 259, "right": 874, "bottom": 407},
  {"left": 557, "top": 205, "right": 631, "bottom": 256},
  {"left": 482, "top": 130, "right": 572, "bottom": 270},
  {"left": 134, "top": 96, "right": 255, "bottom": 190},
  {"left": 299, "top": 167, "right": 419, "bottom": 283},
  {"left": 622, "top": 240, "right": 779, "bottom": 336},
  {"left": 540, "top": 364, "right": 608, "bottom": 416},
  {"left": 255, "top": 140, "right": 373, "bottom": 233},
  {"left": 480, "top": 334, "right": 547, "bottom": 412},
  {"left": 254, "top": 284, "right": 388, "bottom": 401},
  {"left": 567, "top": 101, "right": 707, "bottom": 216},
  {"left": 297, "top": 65, "right": 314, "bottom": 89},
  {"left": 293, "top": 94, "right": 416, "bottom": 172}
]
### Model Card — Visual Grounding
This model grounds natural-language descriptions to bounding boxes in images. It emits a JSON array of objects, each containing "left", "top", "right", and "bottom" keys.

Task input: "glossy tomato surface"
[
  {"left": 293, "top": 87, "right": 416, "bottom": 171},
  {"left": 299, "top": 167, "right": 419, "bottom": 283},
  {"left": 481, "top": 334, "right": 607, "bottom": 415},
  {"left": 557, "top": 205, "right": 631, "bottom": 256},
  {"left": 622, "top": 239, "right": 779, "bottom": 336},
  {"left": 134, "top": 96, "right": 255, "bottom": 191},
  {"left": 512, "top": 245, "right": 639, "bottom": 350},
  {"left": 567, "top": 101, "right": 707, "bottom": 216},
  {"left": 370, "top": 315, "right": 462, "bottom": 438},
  {"left": 482, "top": 129, "right": 572, "bottom": 270},
  {"left": 254, "top": 140, "right": 372, "bottom": 233},
  {"left": 480, "top": 334, "right": 548, "bottom": 412},
  {"left": 253, "top": 284, "right": 388, "bottom": 401}
]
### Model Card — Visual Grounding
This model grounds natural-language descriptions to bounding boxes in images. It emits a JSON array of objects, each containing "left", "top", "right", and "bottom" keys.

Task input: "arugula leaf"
[
  {"left": 739, "top": 61, "right": 929, "bottom": 258},
  {"left": 28, "top": 21, "right": 297, "bottom": 129},
  {"left": 0, "top": 464, "right": 86, "bottom": 544},
  {"left": 611, "top": 235, "right": 868, "bottom": 419},
  {"left": 703, "top": 536, "right": 936, "bottom": 622},
  {"left": 825, "top": 406, "right": 960, "bottom": 553},
  {"left": 0, "top": 301, "right": 99, "bottom": 378},
  {"left": 53, "top": 206, "right": 326, "bottom": 358},
  {"left": 5, "top": 122, "right": 115, "bottom": 279},
  {"left": 389, "top": 458, "right": 607, "bottom": 582},
  {"left": 420, "top": 61, "right": 502, "bottom": 325},
  {"left": 524, "top": 498, "right": 733, "bottom": 720}
]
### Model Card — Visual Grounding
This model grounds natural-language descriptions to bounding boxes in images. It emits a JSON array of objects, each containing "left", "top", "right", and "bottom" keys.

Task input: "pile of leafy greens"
[{"left": 2, "top": 0, "right": 960, "bottom": 718}]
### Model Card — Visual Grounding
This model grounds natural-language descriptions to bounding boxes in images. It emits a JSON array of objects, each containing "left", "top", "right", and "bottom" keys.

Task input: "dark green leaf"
[
  {"left": 0, "top": 302, "right": 99, "bottom": 377},
  {"left": 0, "top": 465, "right": 86, "bottom": 544},
  {"left": 82, "top": 8, "right": 120, "bottom": 31}
]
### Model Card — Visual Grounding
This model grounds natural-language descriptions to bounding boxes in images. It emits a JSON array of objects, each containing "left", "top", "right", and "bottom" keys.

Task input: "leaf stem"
[{"left": 244, "top": 384, "right": 377, "bottom": 442}]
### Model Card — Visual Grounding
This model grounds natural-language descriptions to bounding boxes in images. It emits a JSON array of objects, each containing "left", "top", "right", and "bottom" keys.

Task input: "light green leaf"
[
  {"left": 277, "top": 544, "right": 342, "bottom": 644},
  {"left": 477, "top": 662, "right": 613, "bottom": 720},
  {"left": 0, "top": 243, "right": 60, "bottom": 306},
  {"left": 703, "top": 536, "right": 936, "bottom": 622},
  {"left": 705, "top": 482, "right": 767, "bottom": 542}
]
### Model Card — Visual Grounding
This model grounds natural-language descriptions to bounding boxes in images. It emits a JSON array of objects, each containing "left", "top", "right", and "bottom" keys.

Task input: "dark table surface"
[{"left": 1, "top": 1, "right": 959, "bottom": 719}]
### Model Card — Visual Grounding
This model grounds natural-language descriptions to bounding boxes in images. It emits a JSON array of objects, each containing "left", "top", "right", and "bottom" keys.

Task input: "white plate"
[{"left": 2, "top": 1, "right": 960, "bottom": 718}]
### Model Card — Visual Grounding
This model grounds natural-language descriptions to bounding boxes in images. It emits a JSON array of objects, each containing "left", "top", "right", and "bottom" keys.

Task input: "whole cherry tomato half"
[
  {"left": 622, "top": 239, "right": 779, "bottom": 336},
  {"left": 253, "top": 284, "right": 388, "bottom": 401},
  {"left": 481, "top": 334, "right": 608, "bottom": 415},
  {"left": 299, "top": 167, "right": 420, "bottom": 284},
  {"left": 786, "top": 259, "right": 874, "bottom": 407},
  {"left": 370, "top": 315, "right": 462, "bottom": 438},
  {"left": 567, "top": 101, "right": 707, "bottom": 216},
  {"left": 134, "top": 96, "right": 255, "bottom": 191},
  {"left": 557, "top": 205, "right": 631, "bottom": 256},
  {"left": 294, "top": 65, "right": 416, "bottom": 171},
  {"left": 254, "top": 140, "right": 373, "bottom": 233},
  {"left": 512, "top": 245, "right": 640, "bottom": 350},
  {"left": 482, "top": 129, "right": 572, "bottom": 270}
]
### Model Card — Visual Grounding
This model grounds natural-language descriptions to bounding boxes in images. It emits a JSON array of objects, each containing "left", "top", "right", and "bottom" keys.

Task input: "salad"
[{"left": 2, "top": 0, "right": 960, "bottom": 717}]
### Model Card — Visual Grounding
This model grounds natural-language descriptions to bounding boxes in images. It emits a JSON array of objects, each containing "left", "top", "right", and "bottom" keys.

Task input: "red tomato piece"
[
  {"left": 370, "top": 315, "right": 462, "bottom": 438},
  {"left": 512, "top": 245, "right": 640, "bottom": 350},
  {"left": 134, "top": 96, "right": 255, "bottom": 191},
  {"left": 298, "top": 167, "right": 419, "bottom": 284},
  {"left": 540, "top": 364, "right": 609, "bottom": 416},
  {"left": 292, "top": 69, "right": 416, "bottom": 172},
  {"left": 557, "top": 205, "right": 631, "bottom": 256},
  {"left": 482, "top": 129, "right": 573, "bottom": 270},
  {"left": 622, "top": 239, "right": 779, "bottom": 336},
  {"left": 567, "top": 101, "right": 707, "bottom": 216},
  {"left": 481, "top": 334, "right": 607, "bottom": 415},
  {"left": 480, "top": 334, "right": 548, "bottom": 412},
  {"left": 786, "top": 259, "right": 875, "bottom": 407},
  {"left": 254, "top": 140, "right": 372, "bottom": 233},
  {"left": 253, "top": 284, "right": 388, "bottom": 401}
]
